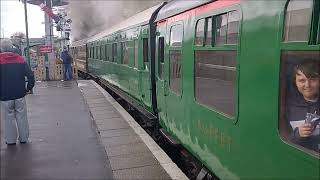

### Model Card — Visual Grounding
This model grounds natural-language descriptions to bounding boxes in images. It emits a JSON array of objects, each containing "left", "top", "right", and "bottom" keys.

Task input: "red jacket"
[{"left": 0, "top": 52, "right": 35, "bottom": 101}]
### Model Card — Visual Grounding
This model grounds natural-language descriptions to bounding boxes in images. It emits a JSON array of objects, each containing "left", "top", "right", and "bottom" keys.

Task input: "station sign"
[{"left": 39, "top": 45, "right": 53, "bottom": 53}]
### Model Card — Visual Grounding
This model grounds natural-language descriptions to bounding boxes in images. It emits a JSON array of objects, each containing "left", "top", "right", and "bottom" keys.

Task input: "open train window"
[
  {"left": 158, "top": 37, "right": 165, "bottom": 79},
  {"left": 143, "top": 38, "right": 149, "bottom": 70},
  {"left": 279, "top": 51, "right": 320, "bottom": 155},
  {"left": 283, "top": 0, "right": 314, "bottom": 42}
]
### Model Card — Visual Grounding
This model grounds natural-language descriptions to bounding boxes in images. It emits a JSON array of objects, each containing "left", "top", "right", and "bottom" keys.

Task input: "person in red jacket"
[{"left": 0, "top": 39, "right": 34, "bottom": 145}]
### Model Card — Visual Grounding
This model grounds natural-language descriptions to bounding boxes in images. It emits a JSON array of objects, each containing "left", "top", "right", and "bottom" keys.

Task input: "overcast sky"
[{"left": 1, "top": 0, "right": 45, "bottom": 38}]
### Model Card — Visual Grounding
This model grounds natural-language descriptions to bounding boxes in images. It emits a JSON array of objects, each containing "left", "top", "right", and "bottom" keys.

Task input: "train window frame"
[
  {"left": 104, "top": 45, "right": 108, "bottom": 61},
  {"left": 282, "top": 0, "right": 319, "bottom": 43},
  {"left": 205, "top": 17, "right": 213, "bottom": 46},
  {"left": 168, "top": 22, "right": 184, "bottom": 96},
  {"left": 92, "top": 46, "right": 95, "bottom": 59},
  {"left": 278, "top": 51, "right": 320, "bottom": 157},
  {"left": 158, "top": 37, "right": 165, "bottom": 79},
  {"left": 96, "top": 46, "right": 99, "bottom": 59},
  {"left": 100, "top": 45, "right": 104, "bottom": 60},
  {"left": 120, "top": 42, "right": 125, "bottom": 64},
  {"left": 112, "top": 43, "right": 117, "bottom": 63},
  {"left": 194, "top": 50, "right": 237, "bottom": 118},
  {"left": 279, "top": 0, "right": 320, "bottom": 157},
  {"left": 108, "top": 44, "right": 112, "bottom": 62},
  {"left": 122, "top": 41, "right": 129, "bottom": 65},
  {"left": 169, "top": 24, "right": 183, "bottom": 47},
  {"left": 143, "top": 38, "right": 149, "bottom": 70},
  {"left": 193, "top": 7, "right": 242, "bottom": 121},
  {"left": 195, "top": 18, "right": 205, "bottom": 46}
]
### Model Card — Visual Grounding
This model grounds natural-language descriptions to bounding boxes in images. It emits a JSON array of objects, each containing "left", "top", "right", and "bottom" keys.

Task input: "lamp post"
[{"left": 23, "top": 0, "right": 30, "bottom": 66}]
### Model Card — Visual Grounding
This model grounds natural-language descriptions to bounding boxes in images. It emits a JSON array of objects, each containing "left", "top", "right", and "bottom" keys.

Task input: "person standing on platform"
[
  {"left": 0, "top": 39, "right": 35, "bottom": 145},
  {"left": 60, "top": 46, "right": 73, "bottom": 81}
]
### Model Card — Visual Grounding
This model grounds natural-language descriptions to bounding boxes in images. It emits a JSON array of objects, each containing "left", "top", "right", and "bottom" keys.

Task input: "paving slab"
[{"left": 113, "top": 165, "right": 171, "bottom": 180}]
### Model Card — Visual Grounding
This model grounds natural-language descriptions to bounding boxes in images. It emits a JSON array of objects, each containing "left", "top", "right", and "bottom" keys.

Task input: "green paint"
[{"left": 82, "top": 0, "right": 320, "bottom": 179}]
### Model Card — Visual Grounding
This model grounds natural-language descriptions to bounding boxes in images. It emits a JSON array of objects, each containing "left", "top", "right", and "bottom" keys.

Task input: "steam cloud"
[{"left": 67, "top": 0, "right": 165, "bottom": 41}]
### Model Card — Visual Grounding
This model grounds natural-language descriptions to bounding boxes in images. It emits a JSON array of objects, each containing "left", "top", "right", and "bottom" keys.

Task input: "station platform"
[{"left": 1, "top": 80, "right": 187, "bottom": 180}]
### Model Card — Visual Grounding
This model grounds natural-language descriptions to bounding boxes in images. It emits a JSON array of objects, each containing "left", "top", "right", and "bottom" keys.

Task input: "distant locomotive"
[{"left": 71, "top": 0, "right": 320, "bottom": 179}]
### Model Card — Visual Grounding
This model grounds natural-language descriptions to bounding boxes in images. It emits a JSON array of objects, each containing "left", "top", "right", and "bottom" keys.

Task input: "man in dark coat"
[
  {"left": 0, "top": 39, "right": 35, "bottom": 145},
  {"left": 60, "top": 46, "right": 73, "bottom": 81}
]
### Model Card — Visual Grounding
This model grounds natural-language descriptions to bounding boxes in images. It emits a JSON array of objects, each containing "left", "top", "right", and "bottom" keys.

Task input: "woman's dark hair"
[{"left": 292, "top": 61, "right": 320, "bottom": 85}]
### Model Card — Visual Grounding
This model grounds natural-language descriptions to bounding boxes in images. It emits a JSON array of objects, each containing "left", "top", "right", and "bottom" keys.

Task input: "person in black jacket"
[
  {"left": 286, "top": 61, "right": 320, "bottom": 152},
  {"left": 0, "top": 39, "right": 35, "bottom": 145}
]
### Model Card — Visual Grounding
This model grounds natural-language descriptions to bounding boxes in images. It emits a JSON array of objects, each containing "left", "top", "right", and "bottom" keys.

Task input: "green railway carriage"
[
  {"left": 83, "top": 4, "right": 164, "bottom": 116},
  {"left": 72, "top": 0, "right": 320, "bottom": 179},
  {"left": 70, "top": 38, "right": 88, "bottom": 74}
]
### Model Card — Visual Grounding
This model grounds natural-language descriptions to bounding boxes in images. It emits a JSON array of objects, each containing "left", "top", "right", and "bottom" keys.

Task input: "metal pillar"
[
  {"left": 44, "top": 0, "right": 54, "bottom": 81},
  {"left": 23, "top": 0, "right": 30, "bottom": 66}
]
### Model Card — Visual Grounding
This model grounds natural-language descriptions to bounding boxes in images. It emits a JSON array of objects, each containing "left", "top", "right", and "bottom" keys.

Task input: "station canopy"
[{"left": 26, "top": 0, "right": 68, "bottom": 7}]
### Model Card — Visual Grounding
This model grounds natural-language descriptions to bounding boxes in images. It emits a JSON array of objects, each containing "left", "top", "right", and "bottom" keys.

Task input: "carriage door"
[
  {"left": 156, "top": 21, "right": 184, "bottom": 128},
  {"left": 156, "top": 21, "right": 168, "bottom": 124}
]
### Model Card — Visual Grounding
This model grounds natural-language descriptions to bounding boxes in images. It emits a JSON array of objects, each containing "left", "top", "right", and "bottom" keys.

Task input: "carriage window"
[
  {"left": 205, "top": 17, "right": 212, "bottom": 46},
  {"left": 279, "top": 51, "right": 320, "bottom": 155},
  {"left": 112, "top": 43, "right": 117, "bottom": 62},
  {"left": 195, "top": 19, "right": 205, "bottom": 46},
  {"left": 283, "top": 0, "right": 313, "bottom": 42},
  {"left": 158, "top": 37, "right": 165, "bottom": 79},
  {"left": 123, "top": 42, "right": 129, "bottom": 65},
  {"left": 215, "top": 14, "right": 228, "bottom": 45},
  {"left": 215, "top": 11, "right": 240, "bottom": 45},
  {"left": 170, "top": 24, "right": 183, "bottom": 47},
  {"left": 93, "top": 47, "right": 95, "bottom": 59},
  {"left": 96, "top": 46, "right": 99, "bottom": 59},
  {"left": 108, "top": 44, "right": 112, "bottom": 61},
  {"left": 143, "top": 38, "right": 149, "bottom": 69},
  {"left": 120, "top": 42, "right": 125, "bottom": 64},
  {"left": 100, "top": 45, "right": 104, "bottom": 60},
  {"left": 169, "top": 50, "right": 182, "bottom": 95},
  {"left": 227, "top": 11, "right": 240, "bottom": 44},
  {"left": 134, "top": 40, "right": 139, "bottom": 68},
  {"left": 195, "top": 51, "right": 236, "bottom": 117},
  {"left": 104, "top": 45, "right": 108, "bottom": 61},
  {"left": 90, "top": 47, "right": 93, "bottom": 58}
]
